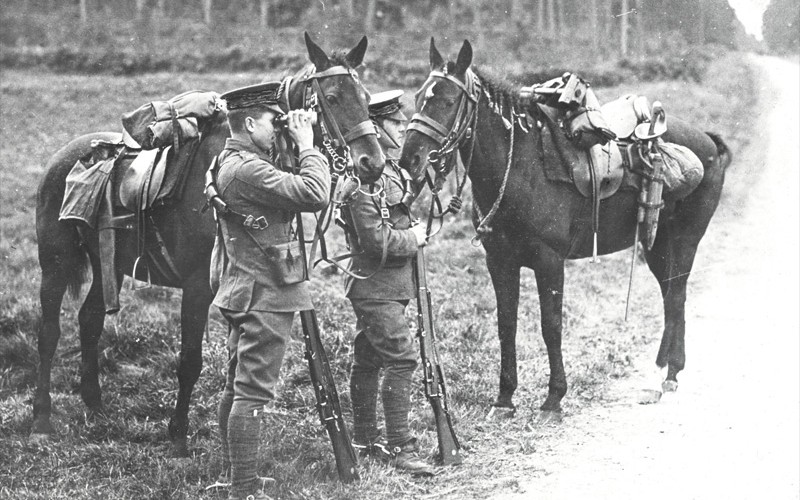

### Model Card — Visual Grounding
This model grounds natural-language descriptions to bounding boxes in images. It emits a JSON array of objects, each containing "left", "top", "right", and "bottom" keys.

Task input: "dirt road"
[{"left": 491, "top": 55, "right": 800, "bottom": 500}]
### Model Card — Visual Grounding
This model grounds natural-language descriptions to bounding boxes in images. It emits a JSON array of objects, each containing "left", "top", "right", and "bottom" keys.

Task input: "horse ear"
[
  {"left": 304, "top": 31, "right": 330, "bottom": 70},
  {"left": 453, "top": 40, "right": 473, "bottom": 76},
  {"left": 430, "top": 37, "right": 444, "bottom": 70},
  {"left": 345, "top": 36, "right": 368, "bottom": 68}
]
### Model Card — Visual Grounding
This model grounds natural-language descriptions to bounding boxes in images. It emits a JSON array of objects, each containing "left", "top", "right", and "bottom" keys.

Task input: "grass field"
[{"left": 0, "top": 51, "right": 756, "bottom": 499}]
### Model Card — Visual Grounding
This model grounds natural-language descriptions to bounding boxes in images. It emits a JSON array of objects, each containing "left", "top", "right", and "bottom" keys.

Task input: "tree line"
[{"left": 11, "top": 0, "right": 746, "bottom": 57}]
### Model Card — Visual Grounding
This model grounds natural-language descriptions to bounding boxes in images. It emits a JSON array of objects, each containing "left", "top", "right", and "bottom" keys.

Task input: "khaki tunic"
[
  {"left": 343, "top": 162, "right": 417, "bottom": 300},
  {"left": 212, "top": 138, "right": 330, "bottom": 312}
]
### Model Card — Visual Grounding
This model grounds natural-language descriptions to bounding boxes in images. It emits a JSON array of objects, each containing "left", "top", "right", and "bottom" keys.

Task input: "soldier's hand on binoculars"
[{"left": 286, "top": 110, "right": 315, "bottom": 151}]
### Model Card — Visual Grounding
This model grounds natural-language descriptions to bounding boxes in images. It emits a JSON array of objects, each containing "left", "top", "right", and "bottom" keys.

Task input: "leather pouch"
[{"left": 264, "top": 240, "right": 306, "bottom": 285}]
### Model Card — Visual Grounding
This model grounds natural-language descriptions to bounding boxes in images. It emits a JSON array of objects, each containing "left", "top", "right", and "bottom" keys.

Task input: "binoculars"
[{"left": 275, "top": 112, "right": 318, "bottom": 127}]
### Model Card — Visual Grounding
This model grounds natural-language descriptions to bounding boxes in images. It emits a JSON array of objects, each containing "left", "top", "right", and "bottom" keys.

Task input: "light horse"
[
  {"left": 32, "top": 33, "right": 384, "bottom": 456},
  {"left": 399, "top": 39, "right": 731, "bottom": 420}
]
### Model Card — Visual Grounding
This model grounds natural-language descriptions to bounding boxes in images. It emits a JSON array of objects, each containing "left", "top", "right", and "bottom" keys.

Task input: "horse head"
[
  {"left": 284, "top": 32, "right": 384, "bottom": 184},
  {"left": 399, "top": 38, "right": 479, "bottom": 191}
]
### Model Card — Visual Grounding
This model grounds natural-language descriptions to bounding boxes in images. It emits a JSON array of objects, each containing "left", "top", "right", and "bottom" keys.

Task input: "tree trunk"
[
  {"left": 694, "top": 0, "right": 707, "bottom": 44},
  {"left": 536, "top": 0, "right": 544, "bottom": 33},
  {"left": 473, "top": 2, "right": 487, "bottom": 48},
  {"left": 510, "top": 0, "right": 525, "bottom": 23},
  {"left": 260, "top": 0, "right": 270, "bottom": 28},
  {"left": 342, "top": 0, "right": 354, "bottom": 18},
  {"left": 135, "top": 0, "right": 146, "bottom": 20},
  {"left": 79, "top": 0, "right": 87, "bottom": 24},
  {"left": 603, "top": 0, "right": 613, "bottom": 38},
  {"left": 203, "top": 0, "right": 213, "bottom": 25},
  {"left": 555, "top": 0, "right": 563, "bottom": 34},
  {"left": 589, "top": 0, "right": 599, "bottom": 52},
  {"left": 633, "top": 0, "right": 644, "bottom": 56},
  {"left": 546, "top": 0, "right": 555, "bottom": 38},
  {"left": 620, "top": 0, "right": 629, "bottom": 56},
  {"left": 365, "top": 0, "right": 377, "bottom": 32}
]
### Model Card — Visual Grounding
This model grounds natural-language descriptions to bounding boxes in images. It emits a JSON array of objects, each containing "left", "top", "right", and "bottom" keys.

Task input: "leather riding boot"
[
  {"left": 350, "top": 366, "right": 380, "bottom": 444},
  {"left": 217, "top": 391, "right": 234, "bottom": 480},
  {"left": 228, "top": 414, "right": 263, "bottom": 500}
]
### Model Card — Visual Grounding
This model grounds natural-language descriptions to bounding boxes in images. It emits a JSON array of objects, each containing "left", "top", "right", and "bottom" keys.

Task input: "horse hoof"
[
  {"left": 662, "top": 380, "right": 678, "bottom": 393},
  {"left": 486, "top": 406, "right": 516, "bottom": 420},
  {"left": 536, "top": 410, "right": 563, "bottom": 425},
  {"left": 637, "top": 389, "right": 662, "bottom": 405}
]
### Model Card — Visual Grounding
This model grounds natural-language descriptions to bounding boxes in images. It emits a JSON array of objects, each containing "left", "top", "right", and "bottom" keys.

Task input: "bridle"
[
  {"left": 281, "top": 65, "right": 392, "bottom": 279},
  {"left": 407, "top": 67, "right": 482, "bottom": 235},
  {"left": 283, "top": 65, "right": 377, "bottom": 197}
]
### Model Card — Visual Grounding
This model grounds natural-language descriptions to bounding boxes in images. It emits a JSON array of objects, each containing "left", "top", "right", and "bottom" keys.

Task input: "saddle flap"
[
  {"left": 119, "top": 147, "right": 170, "bottom": 212},
  {"left": 572, "top": 141, "right": 625, "bottom": 200}
]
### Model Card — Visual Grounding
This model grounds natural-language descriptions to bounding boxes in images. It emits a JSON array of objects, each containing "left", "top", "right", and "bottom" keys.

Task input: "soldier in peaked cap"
[
  {"left": 210, "top": 81, "right": 329, "bottom": 500},
  {"left": 341, "top": 89, "right": 434, "bottom": 476}
]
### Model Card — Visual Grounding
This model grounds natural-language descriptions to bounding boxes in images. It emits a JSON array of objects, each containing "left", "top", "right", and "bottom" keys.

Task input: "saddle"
[
  {"left": 118, "top": 146, "right": 170, "bottom": 211},
  {"left": 535, "top": 90, "right": 679, "bottom": 257}
]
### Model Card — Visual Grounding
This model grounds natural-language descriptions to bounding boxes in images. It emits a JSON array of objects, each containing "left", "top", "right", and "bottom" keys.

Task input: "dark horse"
[
  {"left": 32, "top": 34, "right": 384, "bottom": 456},
  {"left": 399, "top": 39, "right": 731, "bottom": 419}
]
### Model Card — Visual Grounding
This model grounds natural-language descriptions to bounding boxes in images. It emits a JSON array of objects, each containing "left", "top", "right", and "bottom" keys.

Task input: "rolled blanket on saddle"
[
  {"left": 122, "top": 90, "right": 221, "bottom": 150},
  {"left": 657, "top": 140, "right": 704, "bottom": 200}
]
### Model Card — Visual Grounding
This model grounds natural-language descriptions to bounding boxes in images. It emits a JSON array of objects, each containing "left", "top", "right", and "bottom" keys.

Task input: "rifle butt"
[
  {"left": 326, "top": 427, "right": 360, "bottom": 482},
  {"left": 430, "top": 399, "right": 462, "bottom": 466}
]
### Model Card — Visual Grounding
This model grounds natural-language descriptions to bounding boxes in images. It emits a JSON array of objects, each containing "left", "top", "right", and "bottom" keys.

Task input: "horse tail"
[
  {"left": 705, "top": 131, "right": 733, "bottom": 170},
  {"left": 65, "top": 229, "right": 89, "bottom": 301}
]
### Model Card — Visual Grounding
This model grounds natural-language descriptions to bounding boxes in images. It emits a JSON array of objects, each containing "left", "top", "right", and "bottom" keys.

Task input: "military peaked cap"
[
  {"left": 221, "top": 81, "right": 284, "bottom": 114},
  {"left": 369, "top": 89, "right": 407, "bottom": 122}
]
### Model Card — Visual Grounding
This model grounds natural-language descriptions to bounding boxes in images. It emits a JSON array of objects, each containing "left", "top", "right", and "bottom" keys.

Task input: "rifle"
[
  {"left": 414, "top": 247, "right": 462, "bottom": 466},
  {"left": 276, "top": 128, "right": 359, "bottom": 482},
  {"left": 300, "top": 309, "right": 360, "bottom": 482}
]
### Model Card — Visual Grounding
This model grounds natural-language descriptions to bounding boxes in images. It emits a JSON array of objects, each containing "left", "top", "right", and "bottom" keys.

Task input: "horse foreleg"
[
  {"left": 485, "top": 248, "right": 521, "bottom": 419},
  {"left": 531, "top": 246, "right": 567, "bottom": 418},
  {"left": 77, "top": 259, "right": 111, "bottom": 416},
  {"left": 31, "top": 272, "right": 68, "bottom": 440},
  {"left": 168, "top": 272, "right": 213, "bottom": 457}
]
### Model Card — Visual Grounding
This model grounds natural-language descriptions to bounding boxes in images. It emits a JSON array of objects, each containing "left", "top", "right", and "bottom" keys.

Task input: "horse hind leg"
[
  {"left": 77, "top": 251, "right": 112, "bottom": 416},
  {"left": 31, "top": 225, "right": 88, "bottom": 440},
  {"left": 641, "top": 221, "right": 700, "bottom": 403}
]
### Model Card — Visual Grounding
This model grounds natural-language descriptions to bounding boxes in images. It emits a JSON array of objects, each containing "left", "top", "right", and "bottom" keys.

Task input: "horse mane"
[{"left": 472, "top": 67, "right": 524, "bottom": 119}]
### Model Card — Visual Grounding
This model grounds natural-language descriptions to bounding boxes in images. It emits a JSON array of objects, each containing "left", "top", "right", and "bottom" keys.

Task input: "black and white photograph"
[{"left": 1, "top": 1, "right": 798, "bottom": 498}]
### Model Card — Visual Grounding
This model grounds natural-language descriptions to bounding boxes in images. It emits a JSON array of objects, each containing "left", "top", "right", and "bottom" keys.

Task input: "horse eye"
[
  {"left": 445, "top": 99, "right": 456, "bottom": 107},
  {"left": 325, "top": 94, "right": 338, "bottom": 105}
]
